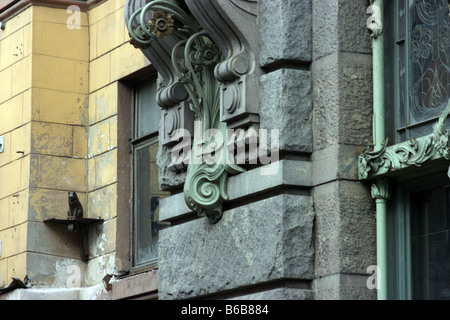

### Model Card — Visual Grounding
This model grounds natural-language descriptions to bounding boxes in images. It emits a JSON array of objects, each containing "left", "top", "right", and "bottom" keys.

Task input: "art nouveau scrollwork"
[
  {"left": 185, "top": 0, "right": 260, "bottom": 129},
  {"left": 359, "top": 100, "right": 450, "bottom": 180},
  {"left": 125, "top": 0, "right": 194, "bottom": 154},
  {"left": 125, "top": 0, "right": 256, "bottom": 222}
]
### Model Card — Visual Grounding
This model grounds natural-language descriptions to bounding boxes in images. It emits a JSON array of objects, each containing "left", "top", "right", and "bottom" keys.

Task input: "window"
[
  {"left": 385, "top": 0, "right": 450, "bottom": 143},
  {"left": 131, "top": 75, "right": 169, "bottom": 268},
  {"left": 388, "top": 172, "right": 450, "bottom": 300},
  {"left": 384, "top": 0, "right": 450, "bottom": 300},
  {"left": 410, "top": 182, "right": 450, "bottom": 299}
]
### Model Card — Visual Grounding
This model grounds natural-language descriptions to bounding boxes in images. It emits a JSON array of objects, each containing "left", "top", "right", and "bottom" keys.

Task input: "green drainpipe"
[{"left": 368, "top": 0, "right": 388, "bottom": 300}]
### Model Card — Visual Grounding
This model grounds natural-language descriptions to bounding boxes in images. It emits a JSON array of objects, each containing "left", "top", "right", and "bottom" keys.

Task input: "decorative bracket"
[
  {"left": 44, "top": 218, "right": 104, "bottom": 261},
  {"left": 359, "top": 101, "right": 450, "bottom": 180},
  {"left": 371, "top": 178, "right": 390, "bottom": 202},
  {"left": 367, "top": 0, "right": 383, "bottom": 39},
  {"left": 185, "top": 0, "right": 260, "bottom": 129},
  {"left": 126, "top": 0, "right": 247, "bottom": 222}
]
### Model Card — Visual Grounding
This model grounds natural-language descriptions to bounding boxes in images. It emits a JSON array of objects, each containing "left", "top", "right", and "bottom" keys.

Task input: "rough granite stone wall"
[
  {"left": 158, "top": 0, "right": 316, "bottom": 300},
  {"left": 311, "top": 0, "right": 376, "bottom": 300},
  {"left": 158, "top": 0, "right": 377, "bottom": 300}
]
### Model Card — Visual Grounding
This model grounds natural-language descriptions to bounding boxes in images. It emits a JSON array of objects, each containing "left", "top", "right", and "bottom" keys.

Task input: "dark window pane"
[
  {"left": 134, "top": 141, "right": 169, "bottom": 266},
  {"left": 134, "top": 76, "right": 160, "bottom": 138},
  {"left": 411, "top": 184, "right": 450, "bottom": 300}
]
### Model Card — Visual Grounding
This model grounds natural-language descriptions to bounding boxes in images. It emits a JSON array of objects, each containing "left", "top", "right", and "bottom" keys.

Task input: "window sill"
[
  {"left": 109, "top": 269, "right": 158, "bottom": 300},
  {"left": 359, "top": 102, "right": 450, "bottom": 181}
]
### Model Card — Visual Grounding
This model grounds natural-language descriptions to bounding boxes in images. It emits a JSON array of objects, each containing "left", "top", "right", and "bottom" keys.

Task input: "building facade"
[{"left": 0, "top": 0, "right": 448, "bottom": 300}]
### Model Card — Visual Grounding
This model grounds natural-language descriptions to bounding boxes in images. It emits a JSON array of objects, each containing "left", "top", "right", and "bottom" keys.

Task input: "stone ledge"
[
  {"left": 230, "top": 287, "right": 314, "bottom": 300},
  {"left": 159, "top": 160, "right": 312, "bottom": 223}
]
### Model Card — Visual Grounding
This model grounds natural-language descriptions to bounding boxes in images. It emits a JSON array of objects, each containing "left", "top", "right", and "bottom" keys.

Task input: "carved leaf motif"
[
  {"left": 126, "top": 0, "right": 247, "bottom": 222},
  {"left": 359, "top": 100, "right": 450, "bottom": 179}
]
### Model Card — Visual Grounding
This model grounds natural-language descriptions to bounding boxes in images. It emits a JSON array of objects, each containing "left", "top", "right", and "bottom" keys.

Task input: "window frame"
[
  {"left": 131, "top": 135, "right": 159, "bottom": 269},
  {"left": 385, "top": 0, "right": 450, "bottom": 144},
  {"left": 360, "top": 0, "right": 450, "bottom": 300},
  {"left": 129, "top": 73, "right": 168, "bottom": 272},
  {"left": 387, "top": 169, "right": 450, "bottom": 299}
]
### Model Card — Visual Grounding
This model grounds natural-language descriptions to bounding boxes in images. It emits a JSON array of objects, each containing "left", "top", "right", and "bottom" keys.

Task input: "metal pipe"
[
  {"left": 376, "top": 198, "right": 388, "bottom": 300},
  {"left": 368, "top": 0, "right": 387, "bottom": 300},
  {"left": 370, "top": 0, "right": 385, "bottom": 151}
]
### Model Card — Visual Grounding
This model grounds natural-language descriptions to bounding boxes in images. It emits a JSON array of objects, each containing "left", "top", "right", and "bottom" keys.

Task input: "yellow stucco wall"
[{"left": 0, "top": 0, "right": 149, "bottom": 288}]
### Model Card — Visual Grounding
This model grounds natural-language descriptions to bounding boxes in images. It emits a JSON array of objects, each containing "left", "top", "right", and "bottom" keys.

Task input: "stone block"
[
  {"left": 87, "top": 184, "right": 117, "bottom": 220},
  {"left": 0, "top": 223, "right": 28, "bottom": 258},
  {"left": 0, "top": 25, "right": 25, "bottom": 71},
  {"left": 110, "top": 43, "right": 149, "bottom": 82},
  {"left": 88, "top": 0, "right": 125, "bottom": 26},
  {"left": 337, "top": 53, "right": 373, "bottom": 147},
  {"left": 259, "top": 0, "right": 312, "bottom": 67},
  {"left": 0, "top": 94, "right": 22, "bottom": 135},
  {"left": 11, "top": 55, "right": 31, "bottom": 96},
  {"left": 337, "top": 0, "right": 372, "bottom": 55},
  {"left": 6, "top": 252, "right": 26, "bottom": 281},
  {"left": 88, "top": 82, "right": 118, "bottom": 125},
  {"left": 32, "top": 88, "right": 87, "bottom": 125},
  {"left": 31, "top": 155, "right": 86, "bottom": 192},
  {"left": 313, "top": 273, "right": 376, "bottom": 300},
  {"left": 32, "top": 55, "right": 88, "bottom": 93},
  {"left": 96, "top": 9, "right": 126, "bottom": 57},
  {"left": 314, "top": 180, "right": 376, "bottom": 277},
  {"left": 11, "top": 123, "right": 30, "bottom": 161},
  {"left": 260, "top": 68, "right": 312, "bottom": 153},
  {"left": 26, "top": 252, "right": 87, "bottom": 287},
  {"left": 159, "top": 194, "right": 315, "bottom": 299},
  {"left": 84, "top": 252, "right": 116, "bottom": 287},
  {"left": 20, "top": 155, "right": 30, "bottom": 191},
  {"left": 312, "top": 144, "right": 367, "bottom": 186},
  {"left": 312, "top": 53, "right": 339, "bottom": 150},
  {"left": 31, "top": 122, "right": 72, "bottom": 157},
  {"left": 29, "top": 188, "right": 87, "bottom": 221},
  {"left": 89, "top": 22, "right": 98, "bottom": 60},
  {"left": 312, "top": 0, "right": 338, "bottom": 60},
  {"left": 73, "top": 126, "right": 88, "bottom": 159},
  {"left": 0, "top": 7, "right": 31, "bottom": 42},
  {"left": 0, "top": 160, "right": 21, "bottom": 199},
  {"left": 9, "top": 189, "right": 28, "bottom": 226},
  {"left": 312, "top": 52, "right": 372, "bottom": 150},
  {"left": 33, "top": 21, "right": 89, "bottom": 61},
  {"left": 312, "top": 0, "right": 371, "bottom": 60},
  {"left": 87, "top": 219, "right": 116, "bottom": 258},
  {"left": 89, "top": 53, "right": 111, "bottom": 93},
  {"left": 0, "top": 67, "right": 12, "bottom": 104},
  {"left": 0, "top": 196, "right": 9, "bottom": 231},
  {"left": 88, "top": 149, "right": 117, "bottom": 190},
  {"left": 36, "top": 222, "right": 80, "bottom": 259},
  {"left": 88, "top": 118, "right": 111, "bottom": 157}
]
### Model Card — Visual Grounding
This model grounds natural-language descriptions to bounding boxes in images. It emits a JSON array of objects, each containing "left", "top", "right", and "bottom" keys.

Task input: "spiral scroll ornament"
[{"left": 127, "top": 0, "right": 246, "bottom": 222}]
